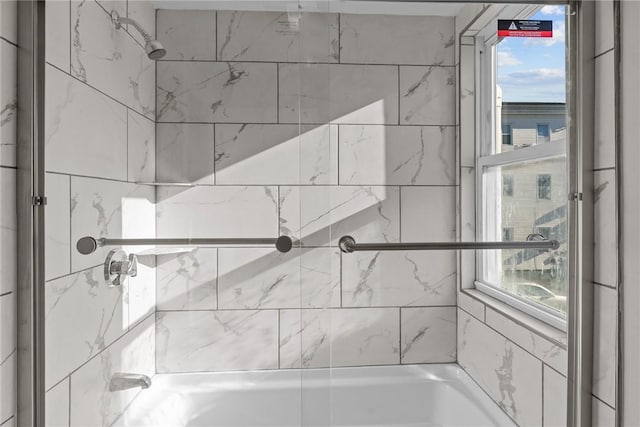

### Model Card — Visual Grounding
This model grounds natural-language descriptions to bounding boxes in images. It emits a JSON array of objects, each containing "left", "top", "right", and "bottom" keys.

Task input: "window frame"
[{"left": 474, "top": 31, "right": 568, "bottom": 331}]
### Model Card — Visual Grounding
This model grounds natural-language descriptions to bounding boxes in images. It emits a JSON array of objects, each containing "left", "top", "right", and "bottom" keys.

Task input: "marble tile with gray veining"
[
  {"left": 279, "top": 63, "right": 398, "bottom": 125},
  {"left": 156, "top": 310, "right": 279, "bottom": 372},
  {"left": 279, "top": 185, "right": 399, "bottom": 247},
  {"left": 217, "top": 11, "right": 339, "bottom": 63},
  {"left": 400, "top": 66, "right": 456, "bottom": 125},
  {"left": 157, "top": 10, "right": 216, "bottom": 60},
  {"left": 280, "top": 307, "right": 400, "bottom": 369},
  {"left": 69, "top": 315, "right": 155, "bottom": 427},
  {"left": 279, "top": 309, "right": 332, "bottom": 369},
  {"left": 125, "top": 0, "right": 156, "bottom": 47},
  {"left": 339, "top": 125, "right": 455, "bottom": 185},
  {"left": 45, "top": 265, "right": 126, "bottom": 389},
  {"left": 459, "top": 44, "right": 476, "bottom": 168},
  {"left": 45, "top": 377, "right": 69, "bottom": 427},
  {"left": 218, "top": 247, "right": 339, "bottom": 310},
  {"left": 0, "top": 294, "right": 15, "bottom": 414},
  {"left": 485, "top": 307, "right": 567, "bottom": 375},
  {"left": 340, "top": 14, "right": 454, "bottom": 66},
  {"left": 342, "top": 251, "right": 456, "bottom": 307},
  {"left": 157, "top": 61, "right": 277, "bottom": 123},
  {"left": 401, "top": 307, "right": 456, "bottom": 364},
  {"left": 593, "top": 284, "right": 617, "bottom": 407},
  {"left": 156, "top": 123, "right": 214, "bottom": 185},
  {"left": 543, "top": 365, "right": 567, "bottom": 427},
  {"left": 0, "top": 1, "right": 17, "bottom": 45},
  {"left": 157, "top": 248, "right": 218, "bottom": 311},
  {"left": 594, "top": 170, "right": 617, "bottom": 287},
  {"left": 45, "top": 173, "right": 70, "bottom": 281},
  {"left": 70, "top": 177, "right": 155, "bottom": 272},
  {"left": 458, "top": 291, "right": 485, "bottom": 322},
  {"left": 592, "top": 396, "right": 616, "bottom": 426},
  {"left": 458, "top": 309, "right": 543, "bottom": 426},
  {"left": 45, "top": 0, "right": 71, "bottom": 73},
  {"left": 330, "top": 308, "right": 399, "bottom": 367},
  {"left": 0, "top": 168, "right": 16, "bottom": 295},
  {"left": 126, "top": 257, "right": 156, "bottom": 327},
  {"left": 0, "top": 40, "right": 17, "bottom": 167},
  {"left": 594, "top": 53, "right": 615, "bottom": 169},
  {"left": 401, "top": 186, "right": 456, "bottom": 242},
  {"left": 71, "top": 0, "right": 155, "bottom": 118},
  {"left": 156, "top": 185, "right": 278, "bottom": 239},
  {"left": 128, "top": 110, "right": 155, "bottom": 183},
  {"left": 215, "top": 124, "right": 337, "bottom": 185},
  {"left": 46, "top": 64, "right": 128, "bottom": 180},
  {"left": 0, "top": 347, "right": 15, "bottom": 424}
]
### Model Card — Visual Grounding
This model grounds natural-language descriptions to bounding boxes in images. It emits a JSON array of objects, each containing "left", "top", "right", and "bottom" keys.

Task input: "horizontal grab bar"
[
  {"left": 76, "top": 236, "right": 295, "bottom": 255},
  {"left": 338, "top": 235, "right": 560, "bottom": 253}
]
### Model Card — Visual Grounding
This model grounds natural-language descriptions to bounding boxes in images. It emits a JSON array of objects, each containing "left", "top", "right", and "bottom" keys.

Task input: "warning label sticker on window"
[{"left": 498, "top": 20, "right": 553, "bottom": 38}]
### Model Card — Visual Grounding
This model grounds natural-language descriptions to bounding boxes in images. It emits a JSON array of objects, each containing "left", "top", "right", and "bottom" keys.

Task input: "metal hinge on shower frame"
[
  {"left": 32, "top": 196, "right": 47, "bottom": 206},
  {"left": 569, "top": 192, "right": 583, "bottom": 201}
]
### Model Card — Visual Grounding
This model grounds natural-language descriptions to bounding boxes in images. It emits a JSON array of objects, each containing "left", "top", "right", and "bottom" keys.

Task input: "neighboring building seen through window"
[
  {"left": 503, "top": 174, "right": 514, "bottom": 197},
  {"left": 502, "top": 124, "right": 513, "bottom": 146},
  {"left": 537, "top": 123, "right": 551, "bottom": 143},
  {"left": 537, "top": 174, "right": 552, "bottom": 200}
]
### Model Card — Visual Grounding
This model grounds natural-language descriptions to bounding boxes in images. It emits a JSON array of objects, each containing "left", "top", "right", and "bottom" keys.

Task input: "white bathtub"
[{"left": 114, "top": 364, "right": 515, "bottom": 427}]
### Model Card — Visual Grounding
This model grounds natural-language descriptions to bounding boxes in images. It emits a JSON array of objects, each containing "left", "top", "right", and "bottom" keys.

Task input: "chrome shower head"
[
  {"left": 145, "top": 40, "right": 166, "bottom": 60},
  {"left": 111, "top": 10, "right": 166, "bottom": 60}
]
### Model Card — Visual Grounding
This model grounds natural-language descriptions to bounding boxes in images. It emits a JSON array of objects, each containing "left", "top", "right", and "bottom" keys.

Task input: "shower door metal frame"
[
  {"left": 16, "top": 0, "right": 47, "bottom": 425},
  {"left": 566, "top": 1, "right": 595, "bottom": 426}
]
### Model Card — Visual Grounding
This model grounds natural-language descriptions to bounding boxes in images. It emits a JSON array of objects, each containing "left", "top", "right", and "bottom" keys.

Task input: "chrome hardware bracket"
[{"left": 104, "top": 250, "right": 137, "bottom": 287}]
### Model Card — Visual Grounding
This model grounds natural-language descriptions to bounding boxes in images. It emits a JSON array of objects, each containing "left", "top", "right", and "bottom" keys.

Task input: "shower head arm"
[{"left": 111, "top": 10, "right": 153, "bottom": 43}]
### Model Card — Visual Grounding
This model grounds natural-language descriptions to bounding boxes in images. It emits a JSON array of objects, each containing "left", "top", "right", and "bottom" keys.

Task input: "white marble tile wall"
[
  {"left": 156, "top": 310, "right": 279, "bottom": 372},
  {"left": 157, "top": 61, "right": 278, "bottom": 123},
  {"left": 71, "top": 0, "right": 155, "bottom": 118},
  {"left": 0, "top": 38, "right": 17, "bottom": 168},
  {"left": 154, "top": 9, "right": 459, "bottom": 374},
  {"left": 0, "top": 3, "right": 16, "bottom": 423},
  {"left": 42, "top": 1, "right": 158, "bottom": 426},
  {"left": 458, "top": 309, "right": 543, "bottom": 426},
  {"left": 217, "top": 11, "right": 339, "bottom": 63},
  {"left": 0, "top": 293, "right": 15, "bottom": 425}
]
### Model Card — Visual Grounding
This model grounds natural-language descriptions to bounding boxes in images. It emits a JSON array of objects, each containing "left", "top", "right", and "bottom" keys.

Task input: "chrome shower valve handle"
[{"left": 104, "top": 250, "right": 138, "bottom": 287}]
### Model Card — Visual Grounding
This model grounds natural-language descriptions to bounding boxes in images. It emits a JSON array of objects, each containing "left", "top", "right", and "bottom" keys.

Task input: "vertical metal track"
[
  {"left": 17, "top": 0, "right": 46, "bottom": 425},
  {"left": 566, "top": 1, "right": 594, "bottom": 426}
]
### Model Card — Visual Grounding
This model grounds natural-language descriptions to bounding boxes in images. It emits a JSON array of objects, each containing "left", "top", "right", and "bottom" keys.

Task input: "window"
[
  {"left": 537, "top": 124, "right": 550, "bottom": 144},
  {"left": 537, "top": 174, "right": 552, "bottom": 200},
  {"left": 474, "top": 5, "right": 569, "bottom": 327},
  {"left": 502, "top": 174, "right": 514, "bottom": 197},
  {"left": 502, "top": 227, "right": 515, "bottom": 241},
  {"left": 502, "top": 124, "right": 513, "bottom": 146}
]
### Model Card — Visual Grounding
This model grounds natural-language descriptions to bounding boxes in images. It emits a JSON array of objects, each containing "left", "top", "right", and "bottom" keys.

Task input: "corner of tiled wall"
[
  {"left": 0, "top": 1, "right": 18, "bottom": 425},
  {"left": 43, "top": 1, "right": 158, "bottom": 425}
]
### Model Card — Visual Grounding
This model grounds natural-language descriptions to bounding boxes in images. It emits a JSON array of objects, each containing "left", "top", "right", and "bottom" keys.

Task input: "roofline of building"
[{"left": 502, "top": 102, "right": 566, "bottom": 115}]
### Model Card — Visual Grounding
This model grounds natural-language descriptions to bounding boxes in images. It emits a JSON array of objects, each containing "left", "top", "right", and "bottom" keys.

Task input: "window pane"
[
  {"left": 483, "top": 157, "right": 567, "bottom": 315},
  {"left": 494, "top": 7, "right": 567, "bottom": 155}
]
